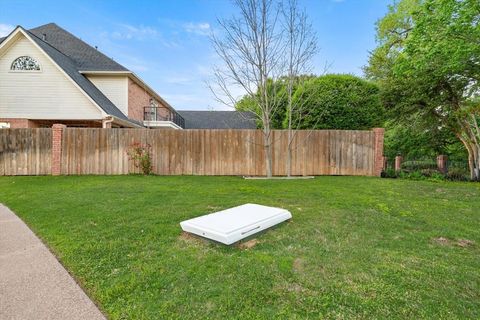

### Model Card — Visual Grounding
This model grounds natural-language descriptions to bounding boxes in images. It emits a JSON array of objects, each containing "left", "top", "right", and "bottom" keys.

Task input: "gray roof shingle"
[
  {"left": 29, "top": 23, "right": 128, "bottom": 71},
  {"left": 178, "top": 111, "right": 257, "bottom": 129}
]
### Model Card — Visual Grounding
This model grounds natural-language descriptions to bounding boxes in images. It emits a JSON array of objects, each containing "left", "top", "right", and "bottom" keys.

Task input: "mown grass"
[{"left": 0, "top": 176, "right": 479, "bottom": 319}]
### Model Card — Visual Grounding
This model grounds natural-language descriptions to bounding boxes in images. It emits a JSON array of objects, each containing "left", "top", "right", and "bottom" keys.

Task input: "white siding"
[
  {"left": 0, "top": 34, "right": 103, "bottom": 120},
  {"left": 87, "top": 75, "right": 128, "bottom": 116}
]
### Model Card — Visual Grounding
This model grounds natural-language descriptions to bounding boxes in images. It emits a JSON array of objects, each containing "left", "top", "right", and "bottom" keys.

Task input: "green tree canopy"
[
  {"left": 235, "top": 79, "right": 287, "bottom": 129},
  {"left": 235, "top": 75, "right": 314, "bottom": 129},
  {"left": 366, "top": 0, "right": 480, "bottom": 179},
  {"left": 236, "top": 74, "right": 384, "bottom": 130},
  {"left": 292, "top": 74, "right": 384, "bottom": 130},
  {"left": 384, "top": 119, "right": 466, "bottom": 161}
]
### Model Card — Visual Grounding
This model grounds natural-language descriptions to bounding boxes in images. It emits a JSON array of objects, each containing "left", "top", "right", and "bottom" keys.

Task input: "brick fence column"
[
  {"left": 52, "top": 124, "right": 66, "bottom": 176},
  {"left": 395, "top": 155, "right": 403, "bottom": 172},
  {"left": 373, "top": 128, "right": 385, "bottom": 176},
  {"left": 437, "top": 155, "right": 448, "bottom": 174}
]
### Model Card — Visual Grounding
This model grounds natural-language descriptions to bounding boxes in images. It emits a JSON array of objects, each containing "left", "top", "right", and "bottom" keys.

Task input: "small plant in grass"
[
  {"left": 445, "top": 168, "right": 469, "bottom": 181},
  {"left": 381, "top": 168, "right": 398, "bottom": 178},
  {"left": 420, "top": 168, "right": 441, "bottom": 178},
  {"left": 127, "top": 142, "right": 153, "bottom": 175},
  {"left": 399, "top": 170, "right": 424, "bottom": 180}
]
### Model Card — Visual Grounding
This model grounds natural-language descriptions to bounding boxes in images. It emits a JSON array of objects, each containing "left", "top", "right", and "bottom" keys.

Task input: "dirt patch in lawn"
[
  {"left": 456, "top": 239, "right": 475, "bottom": 248},
  {"left": 237, "top": 239, "right": 259, "bottom": 250},
  {"left": 178, "top": 232, "right": 210, "bottom": 246},
  {"left": 433, "top": 237, "right": 451, "bottom": 246},
  {"left": 432, "top": 237, "right": 475, "bottom": 248},
  {"left": 287, "top": 283, "right": 305, "bottom": 293},
  {"left": 293, "top": 258, "right": 305, "bottom": 273},
  {"left": 207, "top": 205, "right": 223, "bottom": 211}
]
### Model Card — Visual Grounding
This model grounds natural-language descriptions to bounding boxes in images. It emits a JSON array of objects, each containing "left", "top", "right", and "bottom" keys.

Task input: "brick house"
[{"left": 0, "top": 23, "right": 184, "bottom": 129}]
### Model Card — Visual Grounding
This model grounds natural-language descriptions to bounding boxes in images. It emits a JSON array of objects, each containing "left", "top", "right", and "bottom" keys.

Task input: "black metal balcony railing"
[{"left": 144, "top": 107, "right": 185, "bottom": 129}]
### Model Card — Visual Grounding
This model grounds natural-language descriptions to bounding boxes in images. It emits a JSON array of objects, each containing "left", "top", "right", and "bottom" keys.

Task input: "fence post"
[
  {"left": 437, "top": 155, "right": 448, "bottom": 174},
  {"left": 395, "top": 155, "right": 403, "bottom": 172},
  {"left": 51, "top": 124, "right": 66, "bottom": 176},
  {"left": 382, "top": 156, "right": 388, "bottom": 171},
  {"left": 373, "top": 128, "right": 385, "bottom": 176}
]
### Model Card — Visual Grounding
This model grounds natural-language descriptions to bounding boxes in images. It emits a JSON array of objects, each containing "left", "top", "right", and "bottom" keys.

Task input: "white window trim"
[{"left": 10, "top": 56, "right": 42, "bottom": 72}]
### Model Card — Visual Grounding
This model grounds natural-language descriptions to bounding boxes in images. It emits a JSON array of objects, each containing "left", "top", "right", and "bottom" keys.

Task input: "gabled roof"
[
  {"left": 178, "top": 111, "right": 257, "bottom": 129},
  {"left": 29, "top": 23, "right": 128, "bottom": 72},
  {"left": 0, "top": 24, "right": 144, "bottom": 126},
  {"left": 25, "top": 29, "right": 129, "bottom": 121}
]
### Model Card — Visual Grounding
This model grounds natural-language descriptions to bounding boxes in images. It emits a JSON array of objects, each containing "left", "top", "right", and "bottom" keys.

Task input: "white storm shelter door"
[{"left": 180, "top": 203, "right": 292, "bottom": 245}]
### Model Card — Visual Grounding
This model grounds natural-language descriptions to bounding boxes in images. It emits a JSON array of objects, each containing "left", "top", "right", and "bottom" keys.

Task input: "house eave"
[
  {"left": 79, "top": 70, "right": 132, "bottom": 75},
  {"left": 79, "top": 70, "right": 176, "bottom": 113},
  {"left": 143, "top": 120, "right": 183, "bottom": 130},
  {"left": 109, "top": 115, "right": 144, "bottom": 128}
]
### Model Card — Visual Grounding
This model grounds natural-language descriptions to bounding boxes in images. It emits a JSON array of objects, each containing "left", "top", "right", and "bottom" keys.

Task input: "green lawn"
[{"left": 1, "top": 176, "right": 479, "bottom": 319}]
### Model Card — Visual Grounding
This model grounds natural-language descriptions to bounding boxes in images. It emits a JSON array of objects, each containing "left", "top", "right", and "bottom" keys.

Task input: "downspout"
[{"left": 102, "top": 116, "right": 114, "bottom": 128}]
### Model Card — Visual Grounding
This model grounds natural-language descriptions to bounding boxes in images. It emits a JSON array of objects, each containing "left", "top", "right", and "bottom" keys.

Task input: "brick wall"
[
  {"left": 51, "top": 124, "right": 66, "bottom": 176},
  {"left": 0, "top": 118, "right": 39, "bottom": 128},
  {"left": 0, "top": 119, "right": 104, "bottom": 128},
  {"left": 128, "top": 78, "right": 171, "bottom": 122},
  {"left": 373, "top": 128, "right": 385, "bottom": 177}
]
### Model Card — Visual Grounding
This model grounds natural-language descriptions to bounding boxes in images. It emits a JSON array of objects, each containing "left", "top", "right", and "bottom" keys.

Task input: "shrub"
[
  {"left": 445, "top": 168, "right": 469, "bottom": 181},
  {"left": 127, "top": 142, "right": 153, "bottom": 175},
  {"left": 428, "top": 171, "right": 446, "bottom": 181},
  {"left": 401, "top": 160, "right": 437, "bottom": 173},
  {"left": 420, "top": 168, "right": 440, "bottom": 178},
  {"left": 381, "top": 168, "right": 398, "bottom": 178},
  {"left": 291, "top": 74, "right": 384, "bottom": 130},
  {"left": 382, "top": 160, "right": 471, "bottom": 182},
  {"left": 399, "top": 170, "right": 425, "bottom": 180},
  {"left": 399, "top": 169, "right": 446, "bottom": 182}
]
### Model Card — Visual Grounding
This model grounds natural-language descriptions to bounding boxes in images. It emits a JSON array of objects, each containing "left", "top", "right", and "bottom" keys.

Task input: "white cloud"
[
  {"left": 0, "top": 23, "right": 15, "bottom": 37},
  {"left": 101, "top": 23, "right": 179, "bottom": 48},
  {"left": 111, "top": 24, "right": 158, "bottom": 40},
  {"left": 112, "top": 53, "right": 149, "bottom": 72},
  {"left": 183, "top": 22, "right": 211, "bottom": 36}
]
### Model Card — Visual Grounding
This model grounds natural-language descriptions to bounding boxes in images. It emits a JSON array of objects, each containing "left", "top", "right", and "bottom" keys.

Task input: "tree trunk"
[
  {"left": 458, "top": 134, "right": 480, "bottom": 181},
  {"left": 287, "top": 131, "right": 292, "bottom": 177},
  {"left": 264, "top": 126, "right": 273, "bottom": 177},
  {"left": 472, "top": 143, "right": 480, "bottom": 181},
  {"left": 467, "top": 147, "right": 480, "bottom": 181},
  {"left": 286, "top": 82, "right": 293, "bottom": 177}
]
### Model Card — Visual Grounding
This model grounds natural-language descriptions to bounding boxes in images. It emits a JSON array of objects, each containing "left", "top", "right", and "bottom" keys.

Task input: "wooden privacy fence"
[
  {"left": 0, "top": 128, "right": 384, "bottom": 176},
  {"left": 0, "top": 128, "right": 52, "bottom": 175}
]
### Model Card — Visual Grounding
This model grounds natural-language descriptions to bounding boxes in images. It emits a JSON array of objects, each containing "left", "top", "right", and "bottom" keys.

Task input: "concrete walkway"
[{"left": 0, "top": 204, "right": 105, "bottom": 320}]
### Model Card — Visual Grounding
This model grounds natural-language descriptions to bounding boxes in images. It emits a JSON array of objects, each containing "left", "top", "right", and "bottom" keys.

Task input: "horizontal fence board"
[{"left": 1, "top": 128, "right": 376, "bottom": 176}]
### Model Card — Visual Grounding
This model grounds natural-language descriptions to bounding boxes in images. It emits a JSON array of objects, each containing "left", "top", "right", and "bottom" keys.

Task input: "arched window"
[{"left": 10, "top": 56, "right": 41, "bottom": 71}]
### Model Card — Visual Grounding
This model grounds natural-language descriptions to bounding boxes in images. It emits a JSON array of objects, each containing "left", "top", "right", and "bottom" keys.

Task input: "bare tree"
[
  {"left": 281, "top": 0, "right": 318, "bottom": 176},
  {"left": 209, "top": 0, "right": 286, "bottom": 177}
]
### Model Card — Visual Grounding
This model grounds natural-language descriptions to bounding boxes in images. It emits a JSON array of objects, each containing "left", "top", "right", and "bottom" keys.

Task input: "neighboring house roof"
[
  {"left": 0, "top": 23, "right": 143, "bottom": 125},
  {"left": 29, "top": 23, "right": 128, "bottom": 72},
  {"left": 178, "top": 111, "right": 257, "bottom": 129}
]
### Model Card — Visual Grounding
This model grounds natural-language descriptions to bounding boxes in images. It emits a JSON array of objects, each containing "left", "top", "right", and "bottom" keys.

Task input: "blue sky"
[{"left": 0, "top": 0, "right": 391, "bottom": 110}]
